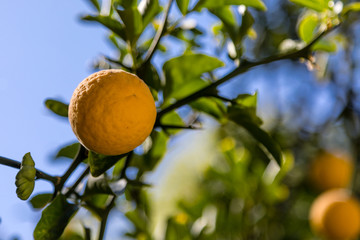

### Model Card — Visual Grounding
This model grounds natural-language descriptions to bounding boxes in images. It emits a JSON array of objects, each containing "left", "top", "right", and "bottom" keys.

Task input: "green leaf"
[
  {"left": 289, "top": 0, "right": 329, "bottom": 12},
  {"left": 163, "top": 54, "right": 224, "bottom": 100},
  {"left": 139, "top": 0, "right": 162, "bottom": 28},
  {"left": 88, "top": 151, "right": 127, "bottom": 177},
  {"left": 45, "top": 99, "right": 69, "bottom": 118},
  {"left": 190, "top": 97, "right": 226, "bottom": 120},
  {"left": 160, "top": 111, "right": 184, "bottom": 134},
  {"left": 138, "top": 63, "right": 161, "bottom": 92},
  {"left": 312, "top": 38, "right": 337, "bottom": 52},
  {"left": 15, "top": 153, "right": 36, "bottom": 200},
  {"left": 55, "top": 142, "right": 80, "bottom": 159},
  {"left": 194, "top": 0, "right": 267, "bottom": 11},
  {"left": 82, "top": 15, "right": 127, "bottom": 40},
  {"left": 33, "top": 195, "right": 79, "bottom": 240},
  {"left": 117, "top": 7, "right": 143, "bottom": 45},
  {"left": 228, "top": 106, "right": 282, "bottom": 165},
  {"left": 30, "top": 193, "right": 52, "bottom": 209},
  {"left": 176, "top": 0, "right": 190, "bottom": 15},
  {"left": 342, "top": 2, "right": 360, "bottom": 17},
  {"left": 210, "top": 7, "right": 238, "bottom": 44},
  {"left": 144, "top": 130, "right": 169, "bottom": 170},
  {"left": 298, "top": 13, "right": 319, "bottom": 43}
]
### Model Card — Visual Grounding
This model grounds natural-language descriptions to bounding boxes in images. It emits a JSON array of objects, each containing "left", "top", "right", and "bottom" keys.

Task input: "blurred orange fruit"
[
  {"left": 68, "top": 69, "right": 156, "bottom": 155},
  {"left": 309, "top": 189, "right": 360, "bottom": 240},
  {"left": 308, "top": 151, "right": 354, "bottom": 191}
]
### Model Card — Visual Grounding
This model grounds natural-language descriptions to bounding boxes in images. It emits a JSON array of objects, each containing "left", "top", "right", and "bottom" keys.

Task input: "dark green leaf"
[
  {"left": 163, "top": 54, "right": 224, "bottom": 100},
  {"left": 82, "top": 15, "right": 127, "bottom": 40},
  {"left": 33, "top": 195, "right": 79, "bottom": 240},
  {"left": 190, "top": 97, "right": 226, "bottom": 120},
  {"left": 55, "top": 142, "right": 80, "bottom": 159},
  {"left": 45, "top": 99, "right": 69, "bottom": 118},
  {"left": 289, "top": 0, "right": 329, "bottom": 12},
  {"left": 138, "top": 63, "right": 161, "bottom": 92},
  {"left": 176, "top": 0, "right": 190, "bottom": 15},
  {"left": 139, "top": 0, "right": 162, "bottom": 28},
  {"left": 298, "top": 13, "right": 319, "bottom": 43},
  {"left": 144, "top": 130, "right": 169, "bottom": 170},
  {"left": 117, "top": 7, "right": 143, "bottom": 45},
  {"left": 30, "top": 193, "right": 52, "bottom": 209},
  {"left": 228, "top": 106, "right": 282, "bottom": 165},
  {"left": 15, "top": 153, "right": 36, "bottom": 200},
  {"left": 194, "top": 0, "right": 267, "bottom": 11},
  {"left": 88, "top": 151, "right": 127, "bottom": 177}
]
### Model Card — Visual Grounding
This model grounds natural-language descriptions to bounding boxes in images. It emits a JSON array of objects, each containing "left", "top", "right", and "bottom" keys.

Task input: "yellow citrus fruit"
[
  {"left": 308, "top": 151, "right": 354, "bottom": 191},
  {"left": 309, "top": 189, "right": 360, "bottom": 240},
  {"left": 68, "top": 69, "right": 156, "bottom": 155}
]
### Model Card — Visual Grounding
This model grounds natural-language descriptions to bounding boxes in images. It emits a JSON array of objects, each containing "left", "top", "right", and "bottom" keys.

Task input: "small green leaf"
[
  {"left": 190, "top": 97, "right": 226, "bottom": 120},
  {"left": 30, "top": 193, "right": 52, "bottom": 209},
  {"left": 15, "top": 153, "right": 36, "bottom": 200},
  {"left": 117, "top": 7, "right": 143, "bottom": 45},
  {"left": 88, "top": 151, "right": 127, "bottom": 177},
  {"left": 210, "top": 7, "right": 238, "bottom": 44},
  {"left": 176, "top": 0, "right": 190, "bottom": 15},
  {"left": 342, "top": 2, "right": 360, "bottom": 17},
  {"left": 160, "top": 111, "right": 184, "bottom": 134},
  {"left": 33, "top": 195, "right": 79, "bottom": 240},
  {"left": 228, "top": 106, "right": 282, "bottom": 165},
  {"left": 194, "top": 0, "right": 267, "bottom": 11},
  {"left": 163, "top": 54, "right": 224, "bottom": 100},
  {"left": 45, "top": 99, "right": 69, "bottom": 118},
  {"left": 82, "top": 15, "right": 127, "bottom": 40},
  {"left": 55, "top": 142, "right": 80, "bottom": 159},
  {"left": 312, "top": 38, "right": 337, "bottom": 52},
  {"left": 289, "top": 0, "right": 329, "bottom": 12},
  {"left": 298, "top": 13, "right": 319, "bottom": 43}
]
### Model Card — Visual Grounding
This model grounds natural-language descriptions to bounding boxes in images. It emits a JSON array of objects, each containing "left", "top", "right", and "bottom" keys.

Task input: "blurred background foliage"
[{"left": 15, "top": 0, "right": 360, "bottom": 239}]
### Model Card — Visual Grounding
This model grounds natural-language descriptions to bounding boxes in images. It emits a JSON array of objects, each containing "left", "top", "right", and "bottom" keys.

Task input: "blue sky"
[{"left": 0, "top": 1, "right": 113, "bottom": 238}]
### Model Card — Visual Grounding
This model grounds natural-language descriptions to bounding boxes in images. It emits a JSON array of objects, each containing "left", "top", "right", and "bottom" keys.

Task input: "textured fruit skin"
[
  {"left": 69, "top": 69, "right": 157, "bottom": 155},
  {"left": 309, "top": 189, "right": 360, "bottom": 240},
  {"left": 309, "top": 151, "right": 354, "bottom": 191}
]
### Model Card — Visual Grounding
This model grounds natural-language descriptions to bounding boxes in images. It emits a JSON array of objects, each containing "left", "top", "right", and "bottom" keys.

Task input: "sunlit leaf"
[
  {"left": 194, "top": 0, "right": 267, "bottom": 11},
  {"left": 139, "top": 0, "right": 162, "bottom": 28},
  {"left": 55, "top": 142, "right": 80, "bottom": 159},
  {"left": 117, "top": 7, "right": 143, "bottom": 45},
  {"left": 312, "top": 38, "right": 337, "bottom": 52},
  {"left": 342, "top": 2, "right": 360, "bottom": 17},
  {"left": 190, "top": 97, "right": 226, "bottom": 120},
  {"left": 289, "top": 0, "right": 329, "bottom": 12},
  {"left": 163, "top": 54, "right": 224, "bottom": 100},
  {"left": 176, "top": 0, "right": 190, "bottom": 15},
  {"left": 30, "top": 193, "right": 52, "bottom": 209},
  {"left": 160, "top": 111, "right": 184, "bottom": 134},
  {"left": 88, "top": 151, "right": 127, "bottom": 177},
  {"left": 33, "top": 195, "right": 79, "bottom": 240},
  {"left": 82, "top": 15, "right": 127, "bottom": 40},
  {"left": 45, "top": 99, "right": 69, "bottom": 118},
  {"left": 298, "top": 13, "right": 319, "bottom": 43},
  {"left": 15, "top": 153, "right": 36, "bottom": 200}
]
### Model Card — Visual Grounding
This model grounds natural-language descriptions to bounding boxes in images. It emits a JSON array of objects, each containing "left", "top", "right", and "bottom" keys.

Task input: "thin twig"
[
  {"left": 158, "top": 124, "right": 201, "bottom": 130},
  {"left": 142, "top": 0, "right": 174, "bottom": 66},
  {"left": 98, "top": 195, "right": 116, "bottom": 240},
  {"left": 120, "top": 151, "right": 133, "bottom": 179},
  {"left": 156, "top": 25, "right": 340, "bottom": 120},
  {"left": 0, "top": 156, "right": 59, "bottom": 185},
  {"left": 65, "top": 167, "right": 90, "bottom": 198}
]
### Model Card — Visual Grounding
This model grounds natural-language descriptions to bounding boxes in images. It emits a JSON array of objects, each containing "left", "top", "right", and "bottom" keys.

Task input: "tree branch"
[
  {"left": 0, "top": 156, "right": 59, "bottom": 185},
  {"left": 156, "top": 25, "right": 340, "bottom": 120},
  {"left": 142, "top": 0, "right": 173, "bottom": 66}
]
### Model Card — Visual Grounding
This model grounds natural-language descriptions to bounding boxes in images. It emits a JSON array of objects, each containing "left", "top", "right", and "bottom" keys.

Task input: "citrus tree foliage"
[{"left": 1, "top": 0, "right": 360, "bottom": 239}]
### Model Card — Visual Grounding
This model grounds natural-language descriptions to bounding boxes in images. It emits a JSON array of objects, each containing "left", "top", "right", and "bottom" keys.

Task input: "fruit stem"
[{"left": 65, "top": 166, "right": 90, "bottom": 198}]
